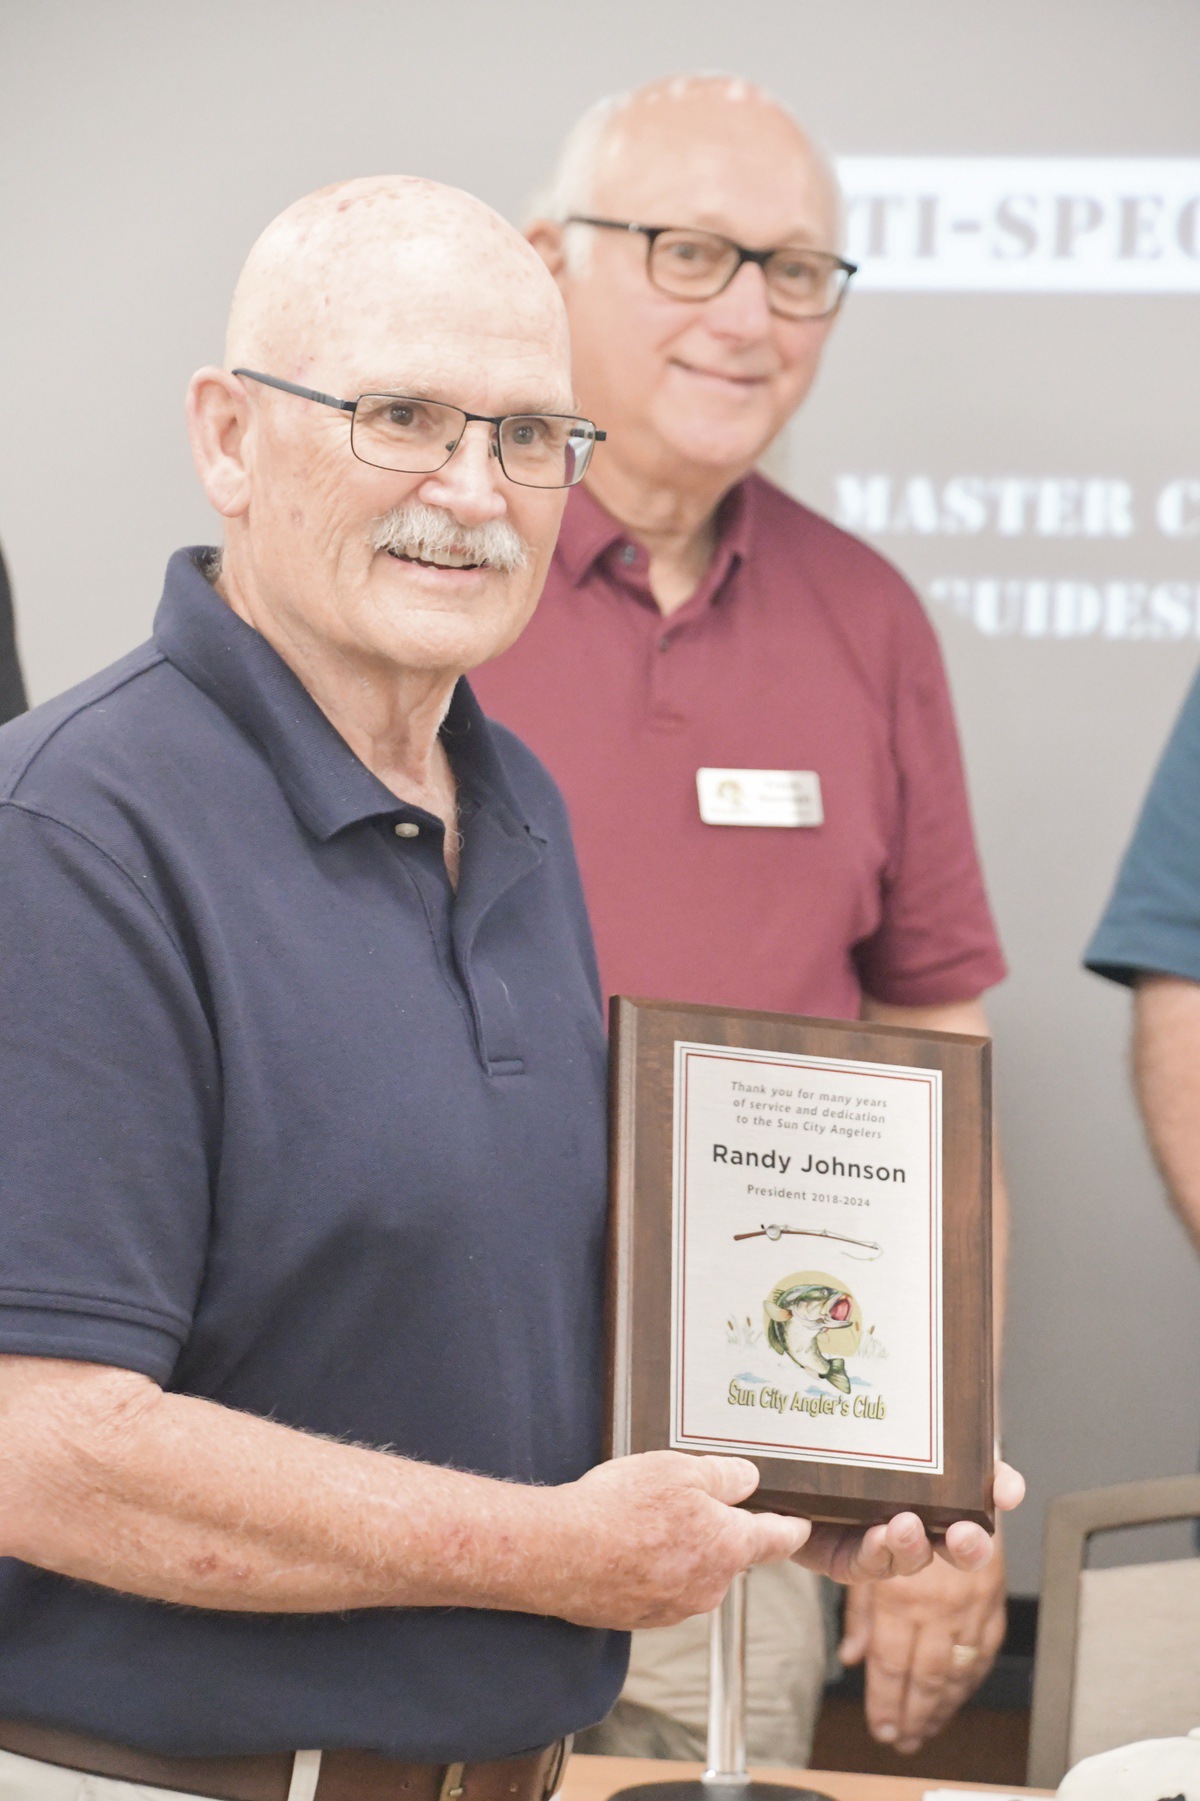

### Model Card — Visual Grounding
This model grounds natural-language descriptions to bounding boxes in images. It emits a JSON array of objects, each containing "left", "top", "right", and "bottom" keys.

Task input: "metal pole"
[
  {"left": 606, "top": 1565, "right": 830, "bottom": 1801},
  {"left": 702, "top": 1572, "right": 748, "bottom": 1790}
]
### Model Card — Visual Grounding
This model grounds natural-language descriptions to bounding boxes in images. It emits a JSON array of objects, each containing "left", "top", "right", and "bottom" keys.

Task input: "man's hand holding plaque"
[
  {"left": 795, "top": 1457, "right": 1025, "bottom": 1581},
  {"left": 540, "top": 1451, "right": 1023, "bottom": 1631}
]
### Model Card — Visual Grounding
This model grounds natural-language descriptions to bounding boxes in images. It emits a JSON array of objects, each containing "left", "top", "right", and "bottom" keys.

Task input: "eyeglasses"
[
  {"left": 565, "top": 217, "right": 857, "bottom": 320},
  {"left": 232, "top": 370, "right": 605, "bottom": 489}
]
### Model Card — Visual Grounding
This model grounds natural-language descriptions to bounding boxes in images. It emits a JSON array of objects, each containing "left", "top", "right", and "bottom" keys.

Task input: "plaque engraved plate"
[
  {"left": 606, "top": 997, "right": 993, "bottom": 1532},
  {"left": 669, "top": 1040, "right": 943, "bottom": 1474}
]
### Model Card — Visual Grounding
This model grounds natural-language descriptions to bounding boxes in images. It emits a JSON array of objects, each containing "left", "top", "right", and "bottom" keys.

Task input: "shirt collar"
[
  {"left": 153, "top": 549, "right": 532, "bottom": 844},
  {"left": 554, "top": 476, "right": 756, "bottom": 595}
]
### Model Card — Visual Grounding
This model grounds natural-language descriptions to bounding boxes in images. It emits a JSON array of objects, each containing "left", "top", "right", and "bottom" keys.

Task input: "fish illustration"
[{"left": 764, "top": 1283, "right": 855, "bottom": 1393}]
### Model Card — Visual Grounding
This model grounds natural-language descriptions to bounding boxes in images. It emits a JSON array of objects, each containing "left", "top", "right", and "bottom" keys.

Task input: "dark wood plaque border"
[{"left": 605, "top": 996, "right": 994, "bottom": 1533}]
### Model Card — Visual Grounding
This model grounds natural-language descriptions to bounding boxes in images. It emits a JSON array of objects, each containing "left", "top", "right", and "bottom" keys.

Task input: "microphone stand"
[{"left": 608, "top": 1573, "right": 834, "bottom": 1801}]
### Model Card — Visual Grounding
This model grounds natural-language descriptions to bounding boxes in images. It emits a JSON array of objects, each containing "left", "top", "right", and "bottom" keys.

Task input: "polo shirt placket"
[
  {"left": 589, "top": 496, "right": 748, "bottom": 738},
  {"left": 383, "top": 776, "right": 540, "bottom": 1077}
]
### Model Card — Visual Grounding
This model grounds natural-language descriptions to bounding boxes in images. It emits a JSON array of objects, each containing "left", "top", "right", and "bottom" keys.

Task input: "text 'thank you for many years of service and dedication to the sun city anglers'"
[{"left": 671, "top": 1038, "right": 943, "bottom": 1474}]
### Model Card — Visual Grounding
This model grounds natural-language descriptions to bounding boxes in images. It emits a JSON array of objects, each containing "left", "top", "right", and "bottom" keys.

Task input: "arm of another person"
[
  {"left": 1133, "top": 973, "right": 1200, "bottom": 1252},
  {"left": 837, "top": 996, "right": 1010, "bottom": 1754},
  {"left": 1086, "top": 667, "right": 1200, "bottom": 1251},
  {"left": 828, "top": 568, "right": 1016, "bottom": 1750}
]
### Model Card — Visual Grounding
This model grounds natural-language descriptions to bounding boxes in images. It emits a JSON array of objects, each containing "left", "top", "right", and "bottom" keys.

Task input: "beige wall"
[{"left": 2, "top": 0, "right": 1198, "bottom": 1591}]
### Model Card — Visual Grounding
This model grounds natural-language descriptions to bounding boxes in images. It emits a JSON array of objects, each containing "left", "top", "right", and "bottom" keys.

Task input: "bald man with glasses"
[{"left": 472, "top": 75, "right": 1013, "bottom": 1768}]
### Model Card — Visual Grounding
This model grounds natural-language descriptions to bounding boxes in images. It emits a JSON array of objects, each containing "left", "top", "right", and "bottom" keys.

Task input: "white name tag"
[{"left": 696, "top": 767, "right": 824, "bottom": 828}]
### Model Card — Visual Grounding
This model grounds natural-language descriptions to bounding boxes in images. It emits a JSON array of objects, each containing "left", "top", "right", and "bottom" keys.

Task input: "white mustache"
[{"left": 371, "top": 503, "right": 528, "bottom": 573}]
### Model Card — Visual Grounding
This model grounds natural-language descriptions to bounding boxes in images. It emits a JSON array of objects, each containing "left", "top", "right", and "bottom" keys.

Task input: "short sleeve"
[
  {"left": 1085, "top": 665, "right": 1200, "bottom": 987},
  {"left": 854, "top": 601, "right": 1007, "bottom": 1007},
  {"left": 0, "top": 803, "right": 218, "bottom": 1380}
]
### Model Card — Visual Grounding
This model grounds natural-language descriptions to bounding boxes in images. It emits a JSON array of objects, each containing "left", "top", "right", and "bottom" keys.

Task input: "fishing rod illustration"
[{"left": 731, "top": 1223, "right": 881, "bottom": 1259}]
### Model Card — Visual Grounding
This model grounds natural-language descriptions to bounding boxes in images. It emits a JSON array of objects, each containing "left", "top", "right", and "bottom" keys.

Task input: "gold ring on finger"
[{"left": 950, "top": 1643, "right": 980, "bottom": 1670}]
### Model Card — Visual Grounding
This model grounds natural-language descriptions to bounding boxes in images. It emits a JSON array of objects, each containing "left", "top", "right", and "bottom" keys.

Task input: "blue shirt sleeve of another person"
[{"left": 1086, "top": 664, "right": 1200, "bottom": 986}]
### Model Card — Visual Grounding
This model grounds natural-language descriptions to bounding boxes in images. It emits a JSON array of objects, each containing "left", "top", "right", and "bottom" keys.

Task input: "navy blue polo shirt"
[
  {"left": 1086, "top": 664, "right": 1200, "bottom": 985},
  {"left": 0, "top": 549, "right": 625, "bottom": 1759}
]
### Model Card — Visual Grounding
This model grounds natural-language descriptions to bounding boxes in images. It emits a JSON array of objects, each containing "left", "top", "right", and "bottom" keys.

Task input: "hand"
[
  {"left": 793, "top": 1460, "right": 1024, "bottom": 1586},
  {"left": 544, "top": 1451, "right": 811, "bottom": 1631},
  {"left": 838, "top": 1540, "right": 1007, "bottom": 1753}
]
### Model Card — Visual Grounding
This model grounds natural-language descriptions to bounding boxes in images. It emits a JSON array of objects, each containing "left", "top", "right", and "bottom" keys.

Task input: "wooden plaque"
[{"left": 605, "top": 996, "right": 994, "bottom": 1533}]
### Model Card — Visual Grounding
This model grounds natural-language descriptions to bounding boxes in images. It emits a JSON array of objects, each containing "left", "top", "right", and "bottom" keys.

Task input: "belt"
[{"left": 0, "top": 1718, "right": 570, "bottom": 1801}]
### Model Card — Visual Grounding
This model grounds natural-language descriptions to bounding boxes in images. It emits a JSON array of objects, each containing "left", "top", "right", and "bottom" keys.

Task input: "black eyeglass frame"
[
  {"left": 565, "top": 216, "right": 857, "bottom": 319},
  {"left": 231, "top": 369, "right": 606, "bottom": 488}
]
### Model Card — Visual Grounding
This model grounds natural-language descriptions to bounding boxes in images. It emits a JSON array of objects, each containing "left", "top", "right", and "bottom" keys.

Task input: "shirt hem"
[
  {"left": 856, "top": 953, "right": 1008, "bottom": 1010},
  {"left": 1084, "top": 929, "right": 1200, "bottom": 989},
  {"left": 0, "top": 1308, "right": 182, "bottom": 1384}
]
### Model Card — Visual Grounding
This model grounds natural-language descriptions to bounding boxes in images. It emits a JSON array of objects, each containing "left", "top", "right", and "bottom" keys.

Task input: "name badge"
[{"left": 696, "top": 767, "right": 824, "bottom": 829}]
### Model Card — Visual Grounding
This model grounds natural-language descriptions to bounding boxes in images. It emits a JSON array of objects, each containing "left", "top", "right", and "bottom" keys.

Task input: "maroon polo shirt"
[{"left": 471, "top": 475, "right": 1005, "bottom": 1020}]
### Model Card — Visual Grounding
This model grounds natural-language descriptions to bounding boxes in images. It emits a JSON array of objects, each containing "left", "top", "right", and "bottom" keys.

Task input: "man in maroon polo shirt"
[{"left": 471, "top": 75, "right": 1011, "bottom": 1767}]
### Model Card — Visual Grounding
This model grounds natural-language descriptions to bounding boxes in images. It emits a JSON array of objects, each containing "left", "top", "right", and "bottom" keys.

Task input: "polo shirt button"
[
  {"left": 393, "top": 821, "right": 420, "bottom": 839},
  {"left": 658, "top": 636, "right": 671, "bottom": 651},
  {"left": 619, "top": 544, "right": 637, "bottom": 565}
]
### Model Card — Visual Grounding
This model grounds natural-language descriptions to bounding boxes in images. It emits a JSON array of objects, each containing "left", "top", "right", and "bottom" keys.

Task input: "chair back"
[{"left": 1027, "top": 1473, "right": 1200, "bottom": 1789}]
